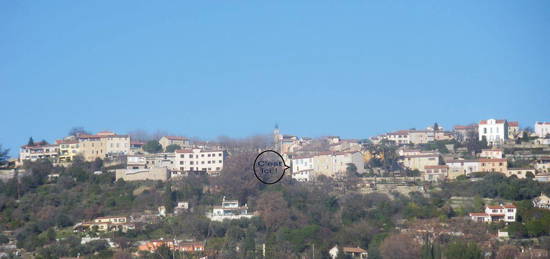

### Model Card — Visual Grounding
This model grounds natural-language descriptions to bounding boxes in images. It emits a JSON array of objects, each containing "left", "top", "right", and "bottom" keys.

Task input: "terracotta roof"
[
  {"left": 454, "top": 124, "right": 478, "bottom": 130},
  {"left": 479, "top": 119, "right": 506, "bottom": 125},
  {"left": 508, "top": 121, "right": 519, "bottom": 127},
  {"left": 503, "top": 204, "right": 516, "bottom": 208},
  {"left": 343, "top": 247, "right": 367, "bottom": 253},
  {"left": 536, "top": 122, "right": 550, "bottom": 125}
]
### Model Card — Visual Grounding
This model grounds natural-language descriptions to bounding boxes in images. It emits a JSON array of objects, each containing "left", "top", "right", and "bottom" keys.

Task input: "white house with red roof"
[
  {"left": 479, "top": 119, "right": 508, "bottom": 145},
  {"left": 469, "top": 204, "right": 516, "bottom": 223}
]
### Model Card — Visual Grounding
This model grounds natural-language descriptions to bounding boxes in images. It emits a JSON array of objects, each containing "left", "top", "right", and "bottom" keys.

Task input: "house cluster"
[
  {"left": 469, "top": 204, "right": 517, "bottom": 223},
  {"left": 115, "top": 148, "right": 224, "bottom": 182},
  {"left": 137, "top": 239, "right": 205, "bottom": 254},
  {"left": 19, "top": 131, "right": 132, "bottom": 164},
  {"left": 17, "top": 131, "right": 225, "bottom": 181},
  {"left": 371, "top": 119, "right": 550, "bottom": 182}
]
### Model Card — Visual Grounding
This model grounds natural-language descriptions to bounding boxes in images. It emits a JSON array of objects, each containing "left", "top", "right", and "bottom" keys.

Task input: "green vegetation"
[{"left": 143, "top": 140, "right": 163, "bottom": 153}]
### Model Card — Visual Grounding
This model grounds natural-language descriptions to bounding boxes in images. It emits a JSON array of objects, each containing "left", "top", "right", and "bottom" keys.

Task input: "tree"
[
  {"left": 143, "top": 140, "right": 163, "bottom": 153},
  {"left": 256, "top": 191, "right": 291, "bottom": 231},
  {"left": 68, "top": 127, "right": 90, "bottom": 137},
  {"left": 27, "top": 137, "right": 35, "bottom": 146},
  {"left": 496, "top": 245, "right": 520, "bottom": 259},
  {"left": 379, "top": 233, "right": 420, "bottom": 259},
  {"left": 0, "top": 144, "right": 9, "bottom": 166},
  {"left": 444, "top": 240, "right": 482, "bottom": 259},
  {"left": 165, "top": 144, "right": 181, "bottom": 153}
]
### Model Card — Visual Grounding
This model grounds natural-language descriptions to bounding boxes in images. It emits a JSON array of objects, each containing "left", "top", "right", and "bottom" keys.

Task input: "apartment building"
[
  {"left": 19, "top": 143, "right": 59, "bottom": 162},
  {"left": 469, "top": 204, "right": 516, "bottom": 223},
  {"left": 478, "top": 119, "right": 508, "bottom": 145},
  {"left": 159, "top": 136, "right": 190, "bottom": 150},
  {"left": 78, "top": 131, "right": 130, "bottom": 161},
  {"left": 174, "top": 148, "right": 224, "bottom": 174},
  {"left": 385, "top": 130, "right": 410, "bottom": 144},
  {"left": 57, "top": 139, "right": 80, "bottom": 163},
  {"left": 535, "top": 122, "right": 550, "bottom": 138}
]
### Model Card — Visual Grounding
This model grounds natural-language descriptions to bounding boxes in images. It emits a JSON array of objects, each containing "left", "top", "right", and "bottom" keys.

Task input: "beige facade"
[
  {"left": 479, "top": 158, "right": 507, "bottom": 173},
  {"left": 400, "top": 154, "right": 439, "bottom": 172},
  {"left": 424, "top": 165, "right": 448, "bottom": 182},
  {"left": 159, "top": 136, "right": 190, "bottom": 150},
  {"left": 57, "top": 139, "right": 80, "bottom": 163},
  {"left": 174, "top": 148, "right": 224, "bottom": 174},
  {"left": 115, "top": 167, "right": 169, "bottom": 181},
  {"left": 78, "top": 131, "right": 130, "bottom": 161}
]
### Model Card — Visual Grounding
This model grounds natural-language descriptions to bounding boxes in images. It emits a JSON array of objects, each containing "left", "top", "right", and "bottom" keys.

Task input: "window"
[
  {"left": 180, "top": 155, "right": 184, "bottom": 158},
  {"left": 219, "top": 153, "right": 222, "bottom": 156},
  {"left": 190, "top": 161, "right": 194, "bottom": 165},
  {"left": 189, "top": 155, "right": 193, "bottom": 158},
  {"left": 219, "top": 160, "right": 222, "bottom": 163},
  {"left": 180, "top": 161, "right": 183, "bottom": 165}
]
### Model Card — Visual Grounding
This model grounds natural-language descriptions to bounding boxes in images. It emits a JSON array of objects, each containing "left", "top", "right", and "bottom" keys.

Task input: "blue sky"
[{"left": 1, "top": 1, "right": 549, "bottom": 157}]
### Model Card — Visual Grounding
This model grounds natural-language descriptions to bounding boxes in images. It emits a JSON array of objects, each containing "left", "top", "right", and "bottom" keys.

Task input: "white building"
[
  {"left": 291, "top": 155, "right": 314, "bottom": 182},
  {"left": 446, "top": 160, "right": 480, "bottom": 179},
  {"left": 469, "top": 204, "right": 516, "bottom": 223},
  {"left": 174, "top": 148, "right": 223, "bottom": 174},
  {"left": 535, "top": 122, "right": 550, "bottom": 138},
  {"left": 19, "top": 143, "right": 59, "bottom": 162},
  {"left": 424, "top": 165, "right": 448, "bottom": 182},
  {"left": 478, "top": 119, "right": 508, "bottom": 145},
  {"left": 533, "top": 193, "right": 550, "bottom": 209},
  {"left": 207, "top": 196, "right": 254, "bottom": 222},
  {"left": 480, "top": 149, "right": 503, "bottom": 159}
]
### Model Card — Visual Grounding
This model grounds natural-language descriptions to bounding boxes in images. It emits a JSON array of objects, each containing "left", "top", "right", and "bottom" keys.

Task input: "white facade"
[
  {"left": 478, "top": 119, "right": 508, "bottom": 145},
  {"left": 469, "top": 204, "right": 516, "bottom": 223},
  {"left": 291, "top": 156, "right": 314, "bottom": 182},
  {"left": 19, "top": 144, "right": 59, "bottom": 162},
  {"left": 535, "top": 122, "right": 550, "bottom": 138},
  {"left": 207, "top": 196, "right": 254, "bottom": 222},
  {"left": 174, "top": 148, "right": 224, "bottom": 174},
  {"left": 447, "top": 160, "right": 481, "bottom": 178},
  {"left": 480, "top": 149, "right": 503, "bottom": 159}
]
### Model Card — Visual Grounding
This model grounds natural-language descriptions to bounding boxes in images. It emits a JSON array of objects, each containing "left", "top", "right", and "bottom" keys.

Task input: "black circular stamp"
[{"left": 253, "top": 150, "right": 290, "bottom": 184}]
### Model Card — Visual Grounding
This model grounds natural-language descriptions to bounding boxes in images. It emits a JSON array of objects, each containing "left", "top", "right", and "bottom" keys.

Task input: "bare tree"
[{"left": 379, "top": 233, "right": 421, "bottom": 259}]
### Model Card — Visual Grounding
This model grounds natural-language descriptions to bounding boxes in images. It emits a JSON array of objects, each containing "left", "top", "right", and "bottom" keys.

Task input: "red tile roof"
[
  {"left": 343, "top": 247, "right": 367, "bottom": 253},
  {"left": 508, "top": 121, "right": 519, "bottom": 127},
  {"left": 479, "top": 119, "right": 506, "bottom": 125}
]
